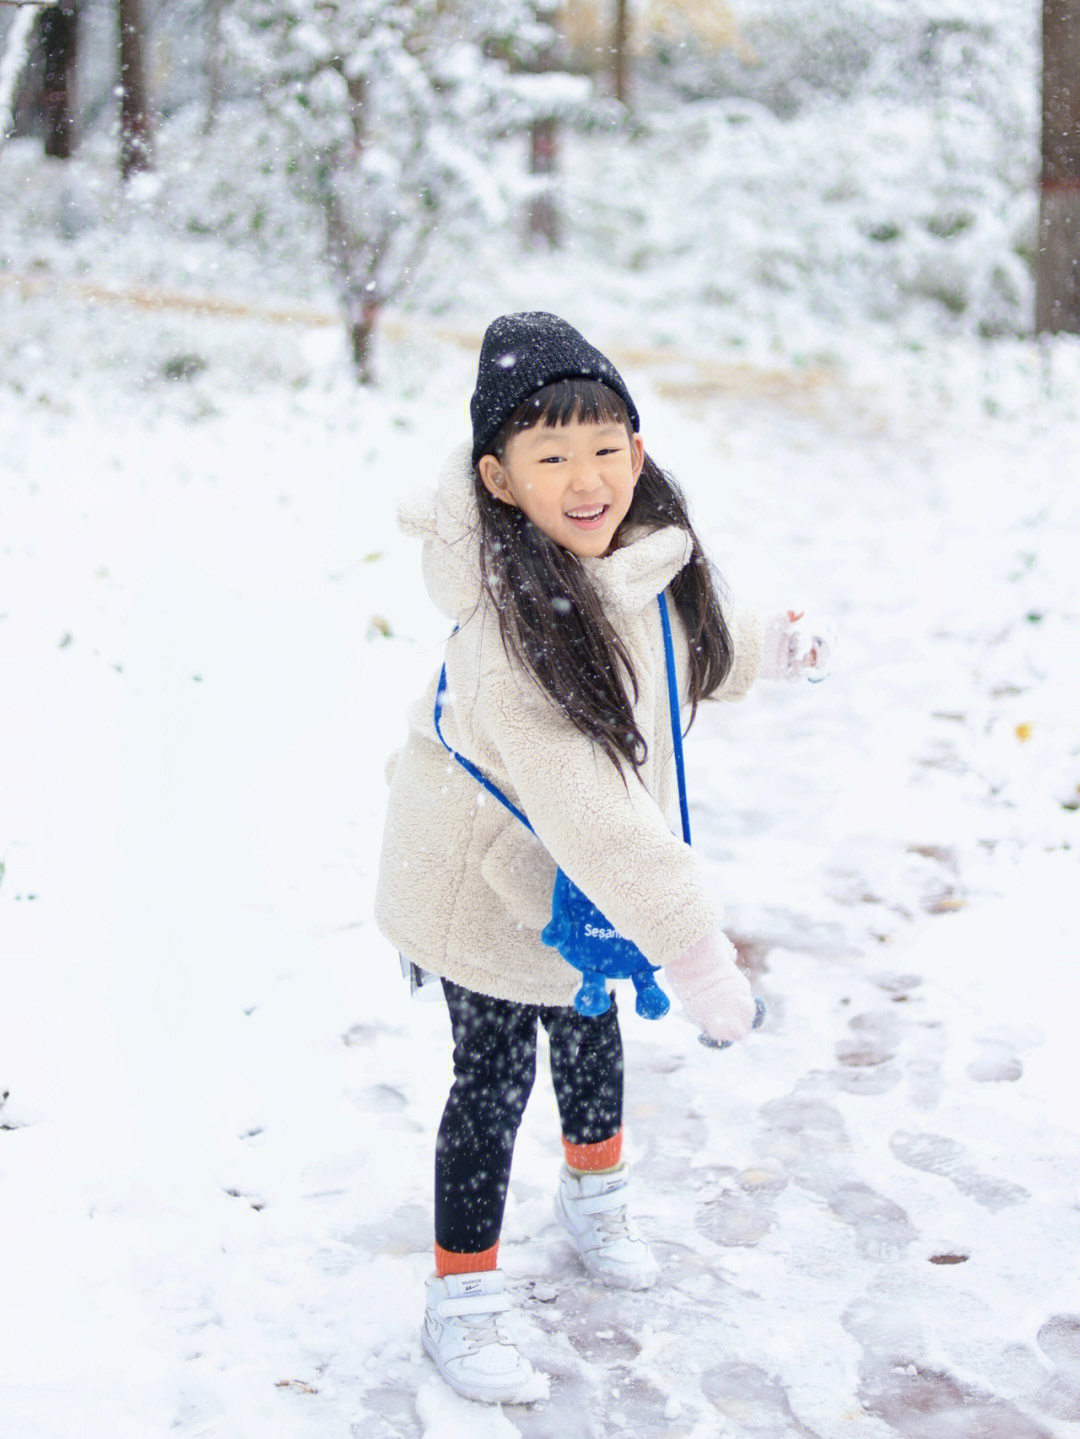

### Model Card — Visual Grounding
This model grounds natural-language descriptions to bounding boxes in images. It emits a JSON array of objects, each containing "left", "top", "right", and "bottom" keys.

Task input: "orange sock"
[
  {"left": 563, "top": 1129, "right": 623, "bottom": 1174},
  {"left": 434, "top": 1241, "right": 500, "bottom": 1278}
]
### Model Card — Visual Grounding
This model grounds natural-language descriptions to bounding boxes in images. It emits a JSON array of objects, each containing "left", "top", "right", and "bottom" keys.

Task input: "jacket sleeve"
[
  {"left": 714, "top": 605, "right": 763, "bottom": 702},
  {"left": 473, "top": 661, "right": 722, "bottom": 974}
]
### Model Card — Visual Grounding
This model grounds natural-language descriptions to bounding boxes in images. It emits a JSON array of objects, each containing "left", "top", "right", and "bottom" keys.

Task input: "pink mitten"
[
  {"left": 762, "top": 610, "right": 834, "bottom": 681},
  {"left": 665, "top": 929, "right": 755, "bottom": 1044}
]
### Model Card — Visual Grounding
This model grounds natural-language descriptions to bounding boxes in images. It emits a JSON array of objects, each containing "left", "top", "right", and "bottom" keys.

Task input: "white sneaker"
[
  {"left": 554, "top": 1163, "right": 660, "bottom": 1290},
  {"left": 421, "top": 1269, "right": 535, "bottom": 1404}
]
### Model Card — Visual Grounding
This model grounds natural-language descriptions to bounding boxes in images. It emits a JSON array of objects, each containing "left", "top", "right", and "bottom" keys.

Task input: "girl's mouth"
[{"left": 566, "top": 504, "right": 609, "bottom": 529}]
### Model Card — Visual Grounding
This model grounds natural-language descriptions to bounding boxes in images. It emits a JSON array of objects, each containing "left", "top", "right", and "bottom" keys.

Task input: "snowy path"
[{"left": 2, "top": 302, "right": 1080, "bottom": 1439}]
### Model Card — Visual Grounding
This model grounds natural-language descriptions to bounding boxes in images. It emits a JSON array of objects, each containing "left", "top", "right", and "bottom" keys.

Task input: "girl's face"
[{"left": 477, "top": 418, "right": 645, "bottom": 557}]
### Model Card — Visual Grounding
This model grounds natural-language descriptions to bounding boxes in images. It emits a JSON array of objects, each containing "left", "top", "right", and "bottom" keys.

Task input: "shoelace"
[
  {"left": 458, "top": 1308, "right": 510, "bottom": 1352},
  {"left": 591, "top": 1202, "right": 637, "bottom": 1244}
]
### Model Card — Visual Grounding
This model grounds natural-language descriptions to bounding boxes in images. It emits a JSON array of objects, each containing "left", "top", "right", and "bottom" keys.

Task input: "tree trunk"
[
  {"left": 1036, "top": 0, "right": 1080, "bottom": 334},
  {"left": 523, "top": 4, "right": 561, "bottom": 247},
  {"left": 203, "top": 0, "right": 222, "bottom": 135},
  {"left": 325, "top": 185, "right": 378, "bottom": 384},
  {"left": 119, "top": 0, "right": 152, "bottom": 179},
  {"left": 41, "top": 0, "right": 77, "bottom": 158},
  {"left": 612, "top": 0, "right": 629, "bottom": 105},
  {"left": 348, "top": 295, "right": 377, "bottom": 385},
  {"left": 528, "top": 115, "right": 559, "bottom": 247}
]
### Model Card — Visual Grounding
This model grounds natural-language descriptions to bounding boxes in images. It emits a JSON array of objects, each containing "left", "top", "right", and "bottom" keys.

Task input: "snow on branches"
[{"left": 228, "top": 0, "right": 590, "bottom": 379}]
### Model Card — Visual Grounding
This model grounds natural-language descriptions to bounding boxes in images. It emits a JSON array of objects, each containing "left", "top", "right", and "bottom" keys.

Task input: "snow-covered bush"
[{"left": 598, "top": 0, "right": 1038, "bottom": 342}]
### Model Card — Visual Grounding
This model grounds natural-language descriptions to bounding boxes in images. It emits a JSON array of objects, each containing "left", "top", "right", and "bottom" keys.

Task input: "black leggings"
[{"left": 435, "top": 978, "right": 623, "bottom": 1254}]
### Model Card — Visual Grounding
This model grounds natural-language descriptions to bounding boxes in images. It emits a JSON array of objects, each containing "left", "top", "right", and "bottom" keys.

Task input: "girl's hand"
[
  {"left": 761, "top": 610, "right": 834, "bottom": 682},
  {"left": 665, "top": 929, "right": 756, "bottom": 1044}
]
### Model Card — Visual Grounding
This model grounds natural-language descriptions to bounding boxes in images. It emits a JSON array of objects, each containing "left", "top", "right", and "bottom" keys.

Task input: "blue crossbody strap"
[
  {"left": 658, "top": 590, "right": 691, "bottom": 845},
  {"left": 433, "top": 661, "right": 535, "bottom": 832},
  {"left": 433, "top": 591, "right": 689, "bottom": 843}
]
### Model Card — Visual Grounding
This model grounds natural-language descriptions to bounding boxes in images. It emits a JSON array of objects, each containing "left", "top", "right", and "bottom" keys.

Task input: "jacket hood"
[
  {"left": 398, "top": 442, "right": 693, "bottom": 622},
  {"left": 398, "top": 443, "right": 484, "bottom": 620}
]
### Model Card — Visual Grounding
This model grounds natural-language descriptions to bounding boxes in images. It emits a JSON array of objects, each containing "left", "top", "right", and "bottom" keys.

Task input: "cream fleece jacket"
[{"left": 374, "top": 444, "right": 764, "bottom": 1007}]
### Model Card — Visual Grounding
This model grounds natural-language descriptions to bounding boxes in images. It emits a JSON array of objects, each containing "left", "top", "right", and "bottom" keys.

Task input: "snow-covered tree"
[{"left": 230, "top": 0, "right": 589, "bottom": 380}]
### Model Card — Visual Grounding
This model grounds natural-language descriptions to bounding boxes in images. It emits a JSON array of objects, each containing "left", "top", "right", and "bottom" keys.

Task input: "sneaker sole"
[{"left": 420, "top": 1322, "right": 535, "bottom": 1405}]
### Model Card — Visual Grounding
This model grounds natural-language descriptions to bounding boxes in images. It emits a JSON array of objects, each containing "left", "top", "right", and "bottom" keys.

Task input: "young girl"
[{"left": 375, "top": 313, "right": 829, "bottom": 1404}]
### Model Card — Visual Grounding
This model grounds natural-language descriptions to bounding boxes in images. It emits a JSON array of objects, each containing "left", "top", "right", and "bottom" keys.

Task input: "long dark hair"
[{"left": 473, "top": 379, "right": 734, "bottom": 776}]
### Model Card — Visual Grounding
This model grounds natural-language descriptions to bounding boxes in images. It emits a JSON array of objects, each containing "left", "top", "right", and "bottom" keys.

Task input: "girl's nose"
[{"left": 570, "top": 462, "right": 603, "bottom": 492}]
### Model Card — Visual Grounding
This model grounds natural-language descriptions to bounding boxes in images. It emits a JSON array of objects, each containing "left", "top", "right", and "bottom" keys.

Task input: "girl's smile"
[
  {"left": 566, "top": 503, "right": 609, "bottom": 529},
  {"left": 477, "top": 418, "right": 645, "bottom": 557}
]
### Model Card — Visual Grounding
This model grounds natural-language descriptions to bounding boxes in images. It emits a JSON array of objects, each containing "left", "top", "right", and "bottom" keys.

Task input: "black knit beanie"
[{"left": 470, "top": 312, "right": 639, "bottom": 465}]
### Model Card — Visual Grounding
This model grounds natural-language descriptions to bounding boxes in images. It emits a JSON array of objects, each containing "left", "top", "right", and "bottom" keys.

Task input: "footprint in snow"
[
  {"left": 834, "top": 1007, "right": 903, "bottom": 1096},
  {"left": 825, "top": 1181, "right": 918, "bottom": 1262},
  {"left": 966, "top": 1045, "right": 1024, "bottom": 1083},
  {"left": 905, "top": 1049, "right": 946, "bottom": 1111},
  {"left": 889, "top": 1130, "right": 1029, "bottom": 1211},
  {"left": 756, "top": 1089, "right": 852, "bottom": 1192},
  {"left": 1038, "top": 1314, "right": 1080, "bottom": 1370},
  {"left": 701, "top": 1361, "right": 825, "bottom": 1438},
  {"left": 759, "top": 1091, "right": 849, "bottom": 1148},
  {"left": 846, "top": 1290, "right": 1058, "bottom": 1438},
  {"left": 695, "top": 1168, "right": 788, "bottom": 1248},
  {"left": 858, "top": 1359, "right": 1056, "bottom": 1438},
  {"left": 1035, "top": 1315, "right": 1080, "bottom": 1423}
]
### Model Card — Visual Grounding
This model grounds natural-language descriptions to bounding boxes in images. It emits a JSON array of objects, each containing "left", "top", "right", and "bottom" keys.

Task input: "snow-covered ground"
[{"left": 3, "top": 91, "right": 1080, "bottom": 1439}]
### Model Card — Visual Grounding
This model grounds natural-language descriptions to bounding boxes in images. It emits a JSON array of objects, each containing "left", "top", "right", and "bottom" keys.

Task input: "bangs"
[{"left": 498, "top": 379, "right": 633, "bottom": 450}]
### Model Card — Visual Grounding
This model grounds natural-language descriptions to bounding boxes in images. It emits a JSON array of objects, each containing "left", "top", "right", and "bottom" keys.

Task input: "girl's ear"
[
  {"left": 630, "top": 434, "right": 645, "bottom": 483},
  {"left": 477, "top": 454, "right": 518, "bottom": 507}
]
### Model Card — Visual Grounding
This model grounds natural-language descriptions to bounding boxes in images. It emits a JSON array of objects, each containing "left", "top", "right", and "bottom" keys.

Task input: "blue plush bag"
[
  {"left": 433, "top": 593, "right": 690, "bottom": 1020},
  {"left": 538, "top": 867, "right": 671, "bottom": 1018}
]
